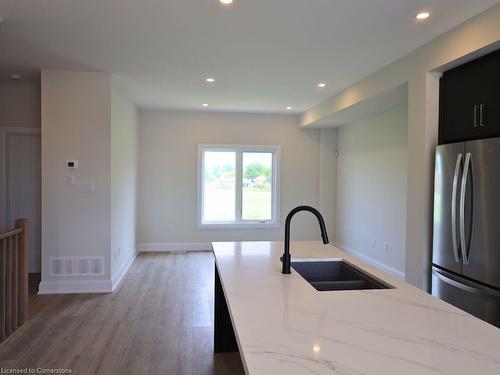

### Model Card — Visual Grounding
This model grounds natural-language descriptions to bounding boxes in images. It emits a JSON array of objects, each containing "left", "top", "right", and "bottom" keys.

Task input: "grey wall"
[
  {"left": 0, "top": 83, "right": 40, "bottom": 127},
  {"left": 334, "top": 104, "right": 408, "bottom": 277},
  {"left": 41, "top": 71, "right": 112, "bottom": 289},
  {"left": 111, "top": 81, "right": 138, "bottom": 282},
  {"left": 319, "top": 128, "right": 337, "bottom": 238},
  {"left": 40, "top": 71, "right": 139, "bottom": 293},
  {"left": 138, "top": 109, "right": 322, "bottom": 245}
]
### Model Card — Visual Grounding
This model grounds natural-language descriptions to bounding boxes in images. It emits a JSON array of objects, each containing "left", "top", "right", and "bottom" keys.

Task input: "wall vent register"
[{"left": 50, "top": 257, "right": 105, "bottom": 276}]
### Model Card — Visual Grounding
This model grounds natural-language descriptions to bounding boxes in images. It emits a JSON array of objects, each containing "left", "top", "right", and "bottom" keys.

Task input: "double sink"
[{"left": 291, "top": 260, "right": 393, "bottom": 291}]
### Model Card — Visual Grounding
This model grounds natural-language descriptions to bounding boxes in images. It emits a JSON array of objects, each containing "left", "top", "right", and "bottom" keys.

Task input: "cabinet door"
[
  {"left": 479, "top": 50, "right": 500, "bottom": 137},
  {"left": 439, "top": 60, "right": 482, "bottom": 144}
]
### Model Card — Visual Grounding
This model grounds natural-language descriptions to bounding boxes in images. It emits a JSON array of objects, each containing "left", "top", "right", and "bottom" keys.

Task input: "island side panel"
[{"left": 214, "top": 263, "right": 239, "bottom": 353}]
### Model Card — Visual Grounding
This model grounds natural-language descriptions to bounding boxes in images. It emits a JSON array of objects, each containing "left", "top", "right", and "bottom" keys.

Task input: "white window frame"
[{"left": 197, "top": 144, "right": 281, "bottom": 229}]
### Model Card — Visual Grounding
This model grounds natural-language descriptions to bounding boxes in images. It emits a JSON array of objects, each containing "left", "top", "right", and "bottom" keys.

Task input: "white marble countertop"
[{"left": 212, "top": 241, "right": 500, "bottom": 375}]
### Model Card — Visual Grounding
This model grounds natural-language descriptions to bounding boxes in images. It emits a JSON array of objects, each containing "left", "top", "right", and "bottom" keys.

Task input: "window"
[{"left": 198, "top": 145, "right": 280, "bottom": 228}]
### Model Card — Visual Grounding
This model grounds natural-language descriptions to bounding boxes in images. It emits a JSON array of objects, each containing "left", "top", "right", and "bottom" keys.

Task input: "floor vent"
[{"left": 50, "top": 257, "right": 105, "bottom": 276}]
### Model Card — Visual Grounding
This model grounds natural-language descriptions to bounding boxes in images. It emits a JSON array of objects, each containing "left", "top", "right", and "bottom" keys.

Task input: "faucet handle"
[{"left": 281, "top": 253, "right": 291, "bottom": 274}]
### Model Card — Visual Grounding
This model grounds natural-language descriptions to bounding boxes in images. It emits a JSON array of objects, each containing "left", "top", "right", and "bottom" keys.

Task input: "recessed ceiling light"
[
  {"left": 416, "top": 12, "right": 430, "bottom": 20},
  {"left": 11, "top": 73, "right": 21, "bottom": 80},
  {"left": 285, "top": 106, "right": 292, "bottom": 110},
  {"left": 202, "top": 103, "right": 209, "bottom": 107},
  {"left": 206, "top": 78, "right": 215, "bottom": 83},
  {"left": 219, "top": 0, "right": 233, "bottom": 5},
  {"left": 317, "top": 82, "right": 326, "bottom": 88}
]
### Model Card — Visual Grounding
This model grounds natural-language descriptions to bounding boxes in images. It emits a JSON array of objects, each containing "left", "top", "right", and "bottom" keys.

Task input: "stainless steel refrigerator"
[{"left": 432, "top": 137, "right": 500, "bottom": 328}]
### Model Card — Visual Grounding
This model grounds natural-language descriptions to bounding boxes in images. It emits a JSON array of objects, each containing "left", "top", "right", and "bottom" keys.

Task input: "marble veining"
[{"left": 212, "top": 241, "right": 500, "bottom": 375}]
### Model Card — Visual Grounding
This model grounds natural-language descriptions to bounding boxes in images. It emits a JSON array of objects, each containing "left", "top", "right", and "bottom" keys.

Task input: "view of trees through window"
[
  {"left": 202, "top": 150, "right": 273, "bottom": 223},
  {"left": 242, "top": 152, "right": 272, "bottom": 220},
  {"left": 203, "top": 151, "right": 236, "bottom": 222}
]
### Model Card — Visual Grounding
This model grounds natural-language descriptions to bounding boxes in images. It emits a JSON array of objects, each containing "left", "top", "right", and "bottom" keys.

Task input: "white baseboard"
[
  {"left": 333, "top": 242, "right": 405, "bottom": 280},
  {"left": 38, "top": 279, "right": 113, "bottom": 294},
  {"left": 111, "top": 251, "right": 137, "bottom": 291},
  {"left": 138, "top": 242, "right": 213, "bottom": 252}
]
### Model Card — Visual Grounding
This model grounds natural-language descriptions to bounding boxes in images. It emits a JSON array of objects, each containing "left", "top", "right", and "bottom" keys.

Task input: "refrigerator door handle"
[
  {"left": 451, "top": 153, "right": 462, "bottom": 263},
  {"left": 460, "top": 152, "right": 472, "bottom": 265},
  {"left": 432, "top": 268, "right": 500, "bottom": 298}
]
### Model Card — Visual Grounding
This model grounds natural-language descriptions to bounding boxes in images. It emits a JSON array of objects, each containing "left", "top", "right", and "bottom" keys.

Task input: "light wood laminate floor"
[{"left": 0, "top": 252, "right": 245, "bottom": 375}]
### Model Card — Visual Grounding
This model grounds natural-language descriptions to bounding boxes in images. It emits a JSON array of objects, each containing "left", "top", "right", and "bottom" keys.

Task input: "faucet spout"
[{"left": 282, "top": 206, "right": 329, "bottom": 274}]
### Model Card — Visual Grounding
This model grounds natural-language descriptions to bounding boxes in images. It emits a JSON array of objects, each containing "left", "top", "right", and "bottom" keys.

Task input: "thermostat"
[{"left": 66, "top": 160, "right": 79, "bottom": 170}]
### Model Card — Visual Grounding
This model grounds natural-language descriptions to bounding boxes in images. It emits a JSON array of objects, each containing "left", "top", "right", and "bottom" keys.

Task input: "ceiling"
[{"left": 0, "top": 0, "right": 498, "bottom": 113}]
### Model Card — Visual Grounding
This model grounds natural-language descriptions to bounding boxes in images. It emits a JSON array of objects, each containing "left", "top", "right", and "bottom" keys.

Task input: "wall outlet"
[
  {"left": 118, "top": 248, "right": 121, "bottom": 256},
  {"left": 66, "top": 175, "right": 76, "bottom": 185},
  {"left": 384, "top": 241, "right": 389, "bottom": 252},
  {"left": 114, "top": 251, "right": 117, "bottom": 261},
  {"left": 371, "top": 240, "right": 376, "bottom": 249}
]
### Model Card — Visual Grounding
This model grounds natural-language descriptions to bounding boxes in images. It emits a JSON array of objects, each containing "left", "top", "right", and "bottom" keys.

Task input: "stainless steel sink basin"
[{"left": 291, "top": 260, "right": 393, "bottom": 291}]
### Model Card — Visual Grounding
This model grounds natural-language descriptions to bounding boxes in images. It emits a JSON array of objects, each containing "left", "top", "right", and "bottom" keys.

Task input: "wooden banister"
[
  {"left": 0, "top": 219, "right": 29, "bottom": 344},
  {"left": 0, "top": 239, "right": 5, "bottom": 342},
  {"left": 5, "top": 237, "right": 12, "bottom": 337},
  {"left": 16, "top": 219, "right": 29, "bottom": 325},
  {"left": 0, "top": 228, "right": 22, "bottom": 241}
]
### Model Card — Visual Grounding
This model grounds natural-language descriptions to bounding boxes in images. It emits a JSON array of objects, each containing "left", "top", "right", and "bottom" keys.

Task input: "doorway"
[{"left": 1, "top": 128, "right": 41, "bottom": 280}]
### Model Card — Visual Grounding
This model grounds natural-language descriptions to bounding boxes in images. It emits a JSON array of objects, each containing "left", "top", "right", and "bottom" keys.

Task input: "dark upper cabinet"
[
  {"left": 481, "top": 50, "right": 500, "bottom": 132},
  {"left": 439, "top": 49, "right": 500, "bottom": 144}
]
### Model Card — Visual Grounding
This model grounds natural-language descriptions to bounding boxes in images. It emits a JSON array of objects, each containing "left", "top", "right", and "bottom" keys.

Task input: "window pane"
[
  {"left": 203, "top": 151, "right": 236, "bottom": 222},
  {"left": 242, "top": 152, "right": 273, "bottom": 221}
]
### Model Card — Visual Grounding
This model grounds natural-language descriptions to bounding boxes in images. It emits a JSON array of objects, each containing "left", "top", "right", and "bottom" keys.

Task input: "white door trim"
[{"left": 0, "top": 127, "right": 41, "bottom": 231}]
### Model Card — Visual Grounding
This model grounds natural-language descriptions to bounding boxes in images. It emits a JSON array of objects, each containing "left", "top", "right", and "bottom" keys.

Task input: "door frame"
[{"left": 0, "top": 127, "right": 41, "bottom": 232}]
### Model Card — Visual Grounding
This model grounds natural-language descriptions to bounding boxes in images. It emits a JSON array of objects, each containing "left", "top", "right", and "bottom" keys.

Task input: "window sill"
[{"left": 198, "top": 223, "right": 281, "bottom": 229}]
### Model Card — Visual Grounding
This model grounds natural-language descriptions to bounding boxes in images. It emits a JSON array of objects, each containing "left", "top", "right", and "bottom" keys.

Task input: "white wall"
[
  {"left": 335, "top": 104, "right": 408, "bottom": 277},
  {"left": 111, "top": 81, "right": 138, "bottom": 283},
  {"left": 0, "top": 83, "right": 40, "bottom": 127},
  {"left": 40, "top": 71, "right": 112, "bottom": 292},
  {"left": 138, "top": 110, "right": 322, "bottom": 246},
  {"left": 301, "top": 4, "right": 500, "bottom": 289}
]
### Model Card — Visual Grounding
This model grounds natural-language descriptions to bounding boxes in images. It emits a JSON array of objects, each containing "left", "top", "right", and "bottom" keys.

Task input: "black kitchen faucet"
[{"left": 282, "top": 206, "right": 329, "bottom": 274}]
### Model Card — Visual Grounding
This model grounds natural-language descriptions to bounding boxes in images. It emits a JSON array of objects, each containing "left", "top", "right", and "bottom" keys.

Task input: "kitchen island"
[{"left": 212, "top": 241, "right": 500, "bottom": 375}]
